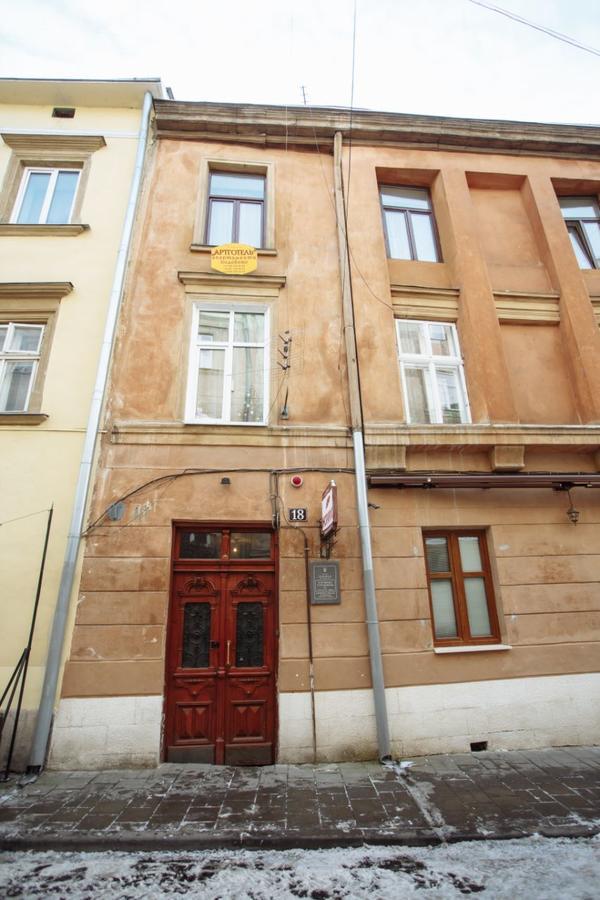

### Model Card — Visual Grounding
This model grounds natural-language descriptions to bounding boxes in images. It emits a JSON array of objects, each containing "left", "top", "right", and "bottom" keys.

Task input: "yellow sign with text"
[{"left": 211, "top": 243, "right": 258, "bottom": 275}]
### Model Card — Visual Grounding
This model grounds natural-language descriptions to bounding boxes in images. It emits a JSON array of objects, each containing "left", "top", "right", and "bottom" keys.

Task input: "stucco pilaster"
[
  {"left": 438, "top": 168, "right": 518, "bottom": 424},
  {"left": 525, "top": 174, "right": 600, "bottom": 423}
]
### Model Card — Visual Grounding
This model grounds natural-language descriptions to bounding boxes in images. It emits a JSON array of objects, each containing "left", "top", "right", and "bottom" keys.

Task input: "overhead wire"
[{"left": 466, "top": 0, "right": 600, "bottom": 58}]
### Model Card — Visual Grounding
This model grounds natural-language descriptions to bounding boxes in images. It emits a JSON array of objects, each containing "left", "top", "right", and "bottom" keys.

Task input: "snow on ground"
[{"left": 0, "top": 837, "right": 598, "bottom": 899}]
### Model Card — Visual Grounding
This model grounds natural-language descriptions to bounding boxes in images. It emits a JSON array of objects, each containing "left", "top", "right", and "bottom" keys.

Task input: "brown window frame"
[
  {"left": 205, "top": 172, "right": 265, "bottom": 247},
  {"left": 379, "top": 185, "right": 442, "bottom": 262},
  {"left": 423, "top": 529, "right": 500, "bottom": 647},
  {"left": 558, "top": 195, "right": 600, "bottom": 269}
]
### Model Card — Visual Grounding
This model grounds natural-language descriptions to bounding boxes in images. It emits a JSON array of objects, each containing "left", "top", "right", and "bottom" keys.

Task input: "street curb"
[{"left": 2, "top": 825, "right": 599, "bottom": 853}]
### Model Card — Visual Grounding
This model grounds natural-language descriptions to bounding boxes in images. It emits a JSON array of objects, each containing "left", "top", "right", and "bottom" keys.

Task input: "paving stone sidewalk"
[{"left": 0, "top": 746, "right": 598, "bottom": 851}]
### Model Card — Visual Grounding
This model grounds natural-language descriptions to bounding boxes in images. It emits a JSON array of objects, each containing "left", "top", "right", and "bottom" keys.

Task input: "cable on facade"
[{"left": 466, "top": 0, "right": 600, "bottom": 58}]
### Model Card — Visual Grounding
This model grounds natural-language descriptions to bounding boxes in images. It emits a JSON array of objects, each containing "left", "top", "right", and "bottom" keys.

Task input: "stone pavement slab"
[{"left": 0, "top": 746, "right": 598, "bottom": 851}]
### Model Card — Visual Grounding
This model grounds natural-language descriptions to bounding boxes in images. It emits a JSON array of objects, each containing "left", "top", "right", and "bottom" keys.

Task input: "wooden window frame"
[
  {"left": 395, "top": 319, "right": 470, "bottom": 425},
  {"left": 10, "top": 166, "right": 81, "bottom": 225},
  {"left": 184, "top": 302, "right": 270, "bottom": 426},
  {"left": 0, "top": 321, "right": 44, "bottom": 411},
  {"left": 205, "top": 172, "right": 265, "bottom": 247},
  {"left": 380, "top": 185, "right": 442, "bottom": 262},
  {"left": 558, "top": 195, "right": 600, "bottom": 269},
  {"left": 423, "top": 529, "right": 501, "bottom": 647}
]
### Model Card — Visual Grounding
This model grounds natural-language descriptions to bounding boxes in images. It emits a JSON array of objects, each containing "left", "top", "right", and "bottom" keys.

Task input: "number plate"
[{"left": 289, "top": 508, "right": 307, "bottom": 522}]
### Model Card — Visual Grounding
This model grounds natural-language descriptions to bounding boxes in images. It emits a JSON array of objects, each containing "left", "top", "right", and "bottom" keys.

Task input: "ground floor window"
[{"left": 423, "top": 530, "right": 500, "bottom": 645}]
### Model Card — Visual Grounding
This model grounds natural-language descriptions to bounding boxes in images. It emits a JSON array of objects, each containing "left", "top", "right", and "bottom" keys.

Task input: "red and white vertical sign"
[{"left": 320, "top": 480, "right": 338, "bottom": 538}]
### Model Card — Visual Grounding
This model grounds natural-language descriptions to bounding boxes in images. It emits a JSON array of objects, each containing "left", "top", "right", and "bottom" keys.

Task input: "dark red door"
[{"left": 164, "top": 526, "right": 277, "bottom": 765}]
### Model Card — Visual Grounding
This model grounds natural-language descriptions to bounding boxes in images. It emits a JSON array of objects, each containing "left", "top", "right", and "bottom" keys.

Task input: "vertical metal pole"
[
  {"left": 333, "top": 131, "right": 391, "bottom": 760},
  {"left": 1, "top": 506, "right": 53, "bottom": 779}
]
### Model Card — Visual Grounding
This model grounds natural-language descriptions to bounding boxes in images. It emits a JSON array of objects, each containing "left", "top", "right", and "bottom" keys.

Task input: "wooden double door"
[{"left": 164, "top": 526, "right": 277, "bottom": 765}]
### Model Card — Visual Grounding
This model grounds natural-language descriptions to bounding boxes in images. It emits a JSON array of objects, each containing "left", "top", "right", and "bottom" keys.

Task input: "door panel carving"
[{"left": 165, "top": 526, "right": 277, "bottom": 765}]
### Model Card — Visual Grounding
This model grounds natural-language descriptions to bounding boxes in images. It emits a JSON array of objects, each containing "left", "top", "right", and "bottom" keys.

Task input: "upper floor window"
[
  {"left": 0, "top": 322, "right": 44, "bottom": 411},
  {"left": 396, "top": 320, "right": 469, "bottom": 424},
  {"left": 380, "top": 186, "right": 441, "bottom": 262},
  {"left": 205, "top": 172, "right": 265, "bottom": 248},
  {"left": 559, "top": 196, "right": 600, "bottom": 269},
  {"left": 11, "top": 167, "right": 80, "bottom": 225},
  {"left": 424, "top": 530, "right": 500, "bottom": 646},
  {"left": 185, "top": 305, "right": 268, "bottom": 425}
]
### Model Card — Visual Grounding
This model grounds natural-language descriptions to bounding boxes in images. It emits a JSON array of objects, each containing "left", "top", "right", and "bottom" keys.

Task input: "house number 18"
[{"left": 289, "top": 508, "right": 307, "bottom": 522}]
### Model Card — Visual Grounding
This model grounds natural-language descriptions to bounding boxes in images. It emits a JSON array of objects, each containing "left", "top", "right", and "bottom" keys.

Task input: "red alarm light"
[{"left": 290, "top": 475, "right": 303, "bottom": 488}]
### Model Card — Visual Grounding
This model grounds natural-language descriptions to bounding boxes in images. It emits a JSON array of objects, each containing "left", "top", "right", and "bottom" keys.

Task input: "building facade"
[
  {"left": 49, "top": 102, "right": 600, "bottom": 768},
  {"left": 0, "top": 78, "right": 163, "bottom": 770}
]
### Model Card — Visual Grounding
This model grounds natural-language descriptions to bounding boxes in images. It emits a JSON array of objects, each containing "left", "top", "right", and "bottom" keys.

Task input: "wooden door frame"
[{"left": 162, "top": 520, "right": 279, "bottom": 764}]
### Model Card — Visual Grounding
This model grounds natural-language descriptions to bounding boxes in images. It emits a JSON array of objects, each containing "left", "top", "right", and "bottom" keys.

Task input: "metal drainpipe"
[
  {"left": 28, "top": 91, "right": 155, "bottom": 772},
  {"left": 332, "top": 131, "right": 391, "bottom": 760}
]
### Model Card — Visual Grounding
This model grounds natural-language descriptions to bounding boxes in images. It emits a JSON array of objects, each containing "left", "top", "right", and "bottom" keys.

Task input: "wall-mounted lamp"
[
  {"left": 220, "top": 477, "right": 231, "bottom": 486},
  {"left": 566, "top": 488, "right": 579, "bottom": 525}
]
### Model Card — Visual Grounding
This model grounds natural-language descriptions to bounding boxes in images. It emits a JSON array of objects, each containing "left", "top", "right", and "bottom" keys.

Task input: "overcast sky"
[{"left": 0, "top": 0, "right": 598, "bottom": 124}]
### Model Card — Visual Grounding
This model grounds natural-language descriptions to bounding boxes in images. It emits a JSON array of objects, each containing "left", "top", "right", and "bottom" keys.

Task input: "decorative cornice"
[
  {"left": 1, "top": 133, "right": 106, "bottom": 154},
  {"left": 0, "top": 412, "right": 48, "bottom": 426},
  {"left": 364, "top": 423, "right": 600, "bottom": 449},
  {"left": 0, "top": 224, "right": 89, "bottom": 236},
  {"left": 110, "top": 421, "right": 351, "bottom": 449},
  {"left": 390, "top": 284, "right": 460, "bottom": 321},
  {"left": 154, "top": 100, "right": 600, "bottom": 160},
  {"left": 0, "top": 281, "right": 73, "bottom": 300},
  {"left": 493, "top": 290, "right": 560, "bottom": 324},
  {"left": 178, "top": 271, "right": 286, "bottom": 298}
]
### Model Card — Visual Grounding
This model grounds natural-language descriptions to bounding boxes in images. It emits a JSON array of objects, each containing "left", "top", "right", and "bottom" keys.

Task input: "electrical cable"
[{"left": 466, "top": 0, "right": 600, "bottom": 58}]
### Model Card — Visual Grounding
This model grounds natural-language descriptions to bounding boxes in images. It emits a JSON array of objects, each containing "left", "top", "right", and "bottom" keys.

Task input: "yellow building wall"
[{"left": 0, "top": 99, "right": 143, "bottom": 766}]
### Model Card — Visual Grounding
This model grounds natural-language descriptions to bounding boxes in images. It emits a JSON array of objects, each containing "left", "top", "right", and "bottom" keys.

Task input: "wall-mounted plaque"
[{"left": 309, "top": 561, "right": 341, "bottom": 605}]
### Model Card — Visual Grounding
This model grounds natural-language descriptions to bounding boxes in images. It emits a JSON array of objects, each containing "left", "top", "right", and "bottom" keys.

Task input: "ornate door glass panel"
[
  {"left": 182, "top": 602, "right": 211, "bottom": 668},
  {"left": 236, "top": 602, "right": 264, "bottom": 667},
  {"left": 180, "top": 530, "right": 222, "bottom": 559},
  {"left": 230, "top": 532, "right": 271, "bottom": 559}
]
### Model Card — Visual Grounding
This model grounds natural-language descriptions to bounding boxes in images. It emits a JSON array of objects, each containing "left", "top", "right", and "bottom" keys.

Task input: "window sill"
[
  {"left": 183, "top": 419, "right": 267, "bottom": 427},
  {"left": 190, "top": 243, "right": 277, "bottom": 256},
  {"left": 0, "top": 224, "right": 89, "bottom": 236},
  {"left": 433, "top": 644, "right": 511, "bottom": 654},
  {"left": 0, "top": 412, "right": 48, "bottom": 425}
]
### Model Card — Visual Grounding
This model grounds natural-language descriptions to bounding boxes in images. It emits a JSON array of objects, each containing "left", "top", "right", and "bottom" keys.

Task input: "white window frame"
[
  {"left": 0, "top": 322, "right": 44, "bottom": 412},
  {"left": 185, "top": 303, "right": 269, "bottom": 425},
  {"left": 395, "top": 319, "right": 470, "bottom": 425},
  {"left": 10, "top": 167, "right": 80, "bottom": 225}
]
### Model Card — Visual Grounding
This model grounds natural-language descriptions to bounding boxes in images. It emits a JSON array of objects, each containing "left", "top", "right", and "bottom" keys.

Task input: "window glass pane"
[
  {"left": 567, "top": 228, "right": 593, "bottom": 268},
  {"left": 211, "top": 173, "right": 264, "bottom": 200},
  {"left": 0, "top": 326, "right": 7, "bottom": 350},
  {"left": 182, "top": 603, "right": 211, "bottom": 668},
  {"left": 410, "top": 212, "right": 438, "bottom": 261},
  {"left": 397, "top": 321, "right": 424, "bottom": 355},
  {"left": 231, "top": 347, "right": 264, "bottom": 422},
  {"left": 458, "top": 535, "right": 483, "bottom": 571},
  {"left": 404, "top": 366, "right": 432, "bottom": 423},
  {"left": 425, "top": 536, "right": 450, "bottom": 573},
  {"left": 465, "top": 577, "right": 492, "bottom": 637},
  {"left": 234, "top": 311, "right": 264, "bottom": 343},
  {"left": 428, "top": 323, "right": 453, "bottom": 357},
  {"left": 16, "top": 172, "right": 50, "bottom": 224},
  {"left": 180, "top": 531, "right": 221, "bottom": 559},
  {"left": 431, "top": 580, "right": 458, "bottom": 638},
  {"left": 230, "top": 532, "right": 271, "bottom": 558},
  {"left": 207, "top": 199, "right": 234, "bottom": 244},
  {"left": 384, "top": 210, "right": 411, "bottom": 259},
  {"left": 236, "top": 602, "right": 264, "bottom": 667},
  {"left": 583, "top": 221, "right": 600, "bottom": 262},
  {"left": 10, "top": 325, "right": 43, "bottom": 353},
  {"left": 46, "top": 171, "right": 78, "bottom": 224},
  {"left": 559, "top": 196, "right": 600, "bottom": 218},
  {"left": 197, "top": 310, "right": 229, "bottom": 343},
  {"left": 436, "top": 368, "right": 463, "bottom": 423},
  {"left": 381, "top": 186, "right": 431, "bottom": 210},
  {"left": 238, "top": 201, "right": 263, "bottom": 247},
  {"left": 0, "top": 360, "right": 34, "bottom": 411},
  {"left": 196, "top": 347, "right": 225, "bottom": 419}
]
